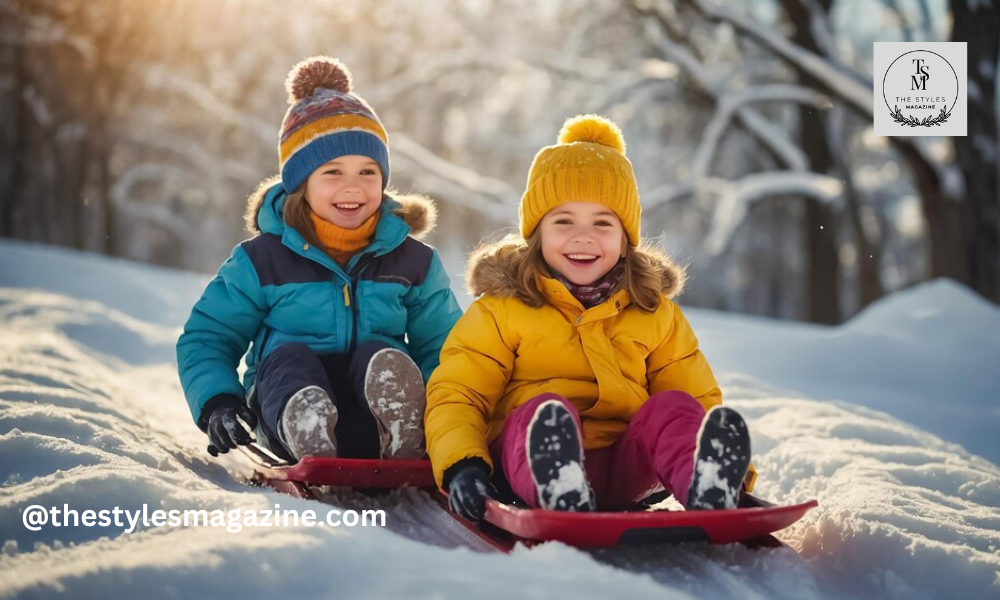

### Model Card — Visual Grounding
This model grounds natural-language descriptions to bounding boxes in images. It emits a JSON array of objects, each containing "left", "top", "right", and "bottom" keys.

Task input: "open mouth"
[
  {"left": 333, "top": 203, "right": 363, "bottom": 214},
  {"left": 564, "top": 254, "right": 599, "bottom": 266}
]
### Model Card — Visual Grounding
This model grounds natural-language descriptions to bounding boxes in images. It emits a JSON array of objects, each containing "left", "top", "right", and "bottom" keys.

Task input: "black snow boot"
[
  {"left": 687, "top": 406, "right": 751, "bottom": 510},
  {"left": 527, "top": 399, "right": 596, "bottom": 512}
]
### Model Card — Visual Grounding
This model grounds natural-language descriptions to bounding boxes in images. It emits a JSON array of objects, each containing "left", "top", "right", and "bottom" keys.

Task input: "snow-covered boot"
[
  {"left": 527, "top": 399, "right": 596, "bottom": 512},
  {"left": 364, "top": 348, "right": 426, "bottom": 459},
  {"left": 280, "top": 386, "right": 338, "bottom": 460},
  {"left": 687, "top": 406, "right": 751, "bottom": 510}
]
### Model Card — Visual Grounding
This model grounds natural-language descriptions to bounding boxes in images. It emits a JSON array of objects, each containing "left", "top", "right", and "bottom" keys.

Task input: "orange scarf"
[{"left": 309, "top": 210, "right": 379, "bottom": 267}]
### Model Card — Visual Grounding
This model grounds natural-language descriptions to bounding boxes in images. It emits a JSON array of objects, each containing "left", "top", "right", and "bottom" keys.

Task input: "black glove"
[
  {"left": 202, "top": 395, "right": 258, "bottom": 457},
  {"left": 447, "top": 461, "right": 491, "bottom": 522}
]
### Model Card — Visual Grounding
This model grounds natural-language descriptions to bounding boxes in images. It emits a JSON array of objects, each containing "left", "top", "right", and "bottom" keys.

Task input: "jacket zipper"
[{"left": 345, "top": 252, "right": 376, "bottom": 354}]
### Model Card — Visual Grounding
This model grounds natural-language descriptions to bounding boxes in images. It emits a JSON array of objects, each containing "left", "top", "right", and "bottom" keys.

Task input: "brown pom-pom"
[{"left": 285, "top": 56, "right": 353, "bottom": 104}]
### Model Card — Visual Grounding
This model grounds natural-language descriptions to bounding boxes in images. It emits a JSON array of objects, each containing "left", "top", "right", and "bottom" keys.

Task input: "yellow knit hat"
[{"left": 519, "top": 114, "right": 641, "bottom": 245}]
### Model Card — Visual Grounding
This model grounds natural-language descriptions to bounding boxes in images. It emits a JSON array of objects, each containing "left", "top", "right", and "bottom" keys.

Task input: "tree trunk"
[
  {"left": 949, "top": 0, "right": 1000, "bottom": 303},
  {"left": 783, "top": 0, "right": 842, "bottom": 324},
  {"left": 93, "top": 136, "right": 117, "bottom": 256},
  {"left": 1, "top": 31, "right": 28, "bottom": 239}
]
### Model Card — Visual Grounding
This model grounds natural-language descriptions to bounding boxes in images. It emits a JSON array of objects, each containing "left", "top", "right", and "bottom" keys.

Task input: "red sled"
[
  {"left": 480, "top": 495, "right": 817, "bottom": 548},
  {"left": 241, "top": 445, "right": 817, "bottom": 551}
]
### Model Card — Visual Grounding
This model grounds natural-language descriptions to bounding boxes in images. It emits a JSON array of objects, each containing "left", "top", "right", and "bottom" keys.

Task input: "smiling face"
[
  {"left": 304, "top": 155, "right": 383, "bottom": 229},
  {"left": 538, "top": 202, "right": 626, "bottom": 286}
]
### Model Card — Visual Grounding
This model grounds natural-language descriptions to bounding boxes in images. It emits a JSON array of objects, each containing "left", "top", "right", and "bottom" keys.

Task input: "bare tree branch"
[{"left": 880, "top": 0, "right": 916, "bottom": 42}]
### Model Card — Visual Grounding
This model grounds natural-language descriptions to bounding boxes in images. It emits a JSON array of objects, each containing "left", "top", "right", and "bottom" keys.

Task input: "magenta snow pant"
[{"left": 489, "top": 391, "right": 707, "bottom": 510}]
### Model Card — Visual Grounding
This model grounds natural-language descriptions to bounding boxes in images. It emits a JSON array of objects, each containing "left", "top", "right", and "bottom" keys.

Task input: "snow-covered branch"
[
  {"left": 0, "top": 9, "right": 94, "bottom": 58},
  {"left": 391, "top": 133, "right": 517, "bottom": 223},
  {"left": 642, "top": 182, "right": 694, "bottom": 212},
  {"left": 690, "top": 0, "right": 873, "bottom": 117},
  {"left": 364, "top": 48, "right": 613, "bottom": 108},
  {"left": 515, "top": 44, "right": 616, "bottom": 82},
  {"left": 124, "top": 128, "right": 261, "bottom": 182},
  {"left": 639, "top": 18, "right": 810, "bottom": 171},
  {"left": 110, "top": 163, "right": 198, "bottom": 239},
  {"left": 703, "top": 171, "right": 844, "bottom": 254},
  {"left": 363, "top": 53, "right": 526, "bottom": 105},
  {"left": 799, "top": 0, "right": 842, "bottom": 60},
  {"left": 592, "top": 59, "right": 680, "bottom": 112},
  {"left": 21, "top": 85, "right": 54, "bottom": 128},
  {"left": 140, "top": 63, "right": 518, "bottom": 223},
  {"left": 687, "top": 0, "right": 952, "bottom": 200},
  {"left": 141, "top": 65, "right": 273, "bottom": 144},
  {"left": 692, "top": 84, "right": 831, "bottom": 182}
]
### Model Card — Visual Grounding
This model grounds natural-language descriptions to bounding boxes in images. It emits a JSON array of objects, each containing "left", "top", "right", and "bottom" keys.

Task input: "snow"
[
  {"left": 1, "top": 238, "right": 999, "bottom": 599},
  {"left": 539, "top": 463, "right": 593, "bottom": 511}
]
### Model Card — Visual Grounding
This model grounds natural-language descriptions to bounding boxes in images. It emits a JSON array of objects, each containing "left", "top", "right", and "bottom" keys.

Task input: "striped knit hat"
[{"left": 278, "top": 56, "right": 389, "bottom": 194}]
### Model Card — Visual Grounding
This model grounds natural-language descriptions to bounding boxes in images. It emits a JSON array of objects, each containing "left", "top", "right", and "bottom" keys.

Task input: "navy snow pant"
[{"left": 251, "top": 341, "right": 394, "bottom": 460}]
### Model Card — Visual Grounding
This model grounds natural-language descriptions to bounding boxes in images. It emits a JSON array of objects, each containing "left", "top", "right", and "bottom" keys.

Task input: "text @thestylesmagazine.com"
[{"left": 21, "top": 503, "right": 386, "bottom": 534}]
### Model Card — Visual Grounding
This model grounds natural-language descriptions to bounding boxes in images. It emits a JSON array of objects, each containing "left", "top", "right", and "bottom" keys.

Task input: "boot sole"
[
  {"left": 364, "top": 348, "right": 426, "bottom": 459},
  {"left": 687, "top": 406, "right": 751, "bottom": 510},
  {"left": 526, "top": 400, "right": 595, "bottom": 512},
  {"left": 280, "top": 386, "right": 338, "bottom": 460}
]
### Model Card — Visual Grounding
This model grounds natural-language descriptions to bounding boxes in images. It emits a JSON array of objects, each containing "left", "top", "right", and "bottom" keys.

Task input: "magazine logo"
[
  {"left": 884, "top": 51, "right": 957, "bottom": 127},
  {"left": 874, "top": 42, "right": 967, "bottom": 137}
]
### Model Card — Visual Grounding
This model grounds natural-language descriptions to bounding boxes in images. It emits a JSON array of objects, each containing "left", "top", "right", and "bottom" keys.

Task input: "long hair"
[
  {"left": 468, "top": 230, "right": 682, "bottom": 313},
  {"left": 466, "top": 232, "right": 549, "bottom": 308}
]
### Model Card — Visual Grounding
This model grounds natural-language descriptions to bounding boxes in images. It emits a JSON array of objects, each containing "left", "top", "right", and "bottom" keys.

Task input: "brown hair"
[
  {"left": 467, "top": 231, "right": 681, "bottom": 313},
  {"left": 242, "top": 175, "right": 325, "bottom": 251},
  {"left": 281, "top": 185, "right": 327, "bottom": 252}
]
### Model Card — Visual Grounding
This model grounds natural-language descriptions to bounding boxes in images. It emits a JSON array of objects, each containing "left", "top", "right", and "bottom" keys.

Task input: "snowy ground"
[{"left": 0, "top": 239, "right": 998, "bottom": 599}]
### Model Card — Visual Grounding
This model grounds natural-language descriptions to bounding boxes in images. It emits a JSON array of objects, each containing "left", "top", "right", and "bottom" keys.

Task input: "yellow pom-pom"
[{"left": 557, "top": 114, "right": 626, "bottom": 154}]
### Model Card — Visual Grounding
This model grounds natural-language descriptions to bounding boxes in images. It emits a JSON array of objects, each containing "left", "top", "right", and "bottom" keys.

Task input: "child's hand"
[
  {"left": 448, "top": 463, "right": 490, "bottom": 522},
  {"left": 205, "top": 396, "right": 258, "bottom": 456}
]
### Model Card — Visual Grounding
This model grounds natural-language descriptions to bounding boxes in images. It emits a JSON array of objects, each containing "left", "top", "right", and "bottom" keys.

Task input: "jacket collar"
[
  {"left": 536, "top": 275, "right": 631, "bottom": 324},
  {"left": 259, "top": 185, "right": 412, "bottom": 274}
]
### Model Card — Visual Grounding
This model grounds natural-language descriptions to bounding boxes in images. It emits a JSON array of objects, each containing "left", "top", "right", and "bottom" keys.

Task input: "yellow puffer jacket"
[{"left": 425, "top": 242, "right": 757, "bottom": 492}]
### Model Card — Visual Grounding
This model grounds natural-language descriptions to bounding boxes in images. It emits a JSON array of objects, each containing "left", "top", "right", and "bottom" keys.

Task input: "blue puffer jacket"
[{"left": 176, "top": 180, "right": 463, "bottom": 429}]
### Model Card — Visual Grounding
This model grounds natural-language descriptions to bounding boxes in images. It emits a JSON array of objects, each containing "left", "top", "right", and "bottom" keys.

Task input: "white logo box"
[{"left": 874, "top": 42, "right": 967, "bottom": 137}]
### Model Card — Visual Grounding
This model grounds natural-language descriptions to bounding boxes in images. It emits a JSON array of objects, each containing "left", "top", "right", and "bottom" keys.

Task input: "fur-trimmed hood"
[
  {"left": 466, "top": 236, "right": 686, "bottom": 300},
  {"left": 244, "top": 176, "right": 437, "bottom": 239}
]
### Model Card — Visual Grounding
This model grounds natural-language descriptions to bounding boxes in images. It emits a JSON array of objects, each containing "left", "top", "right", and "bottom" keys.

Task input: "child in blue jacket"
[{"left": 177, "top": 56, "right": 462, "bottom": 462}]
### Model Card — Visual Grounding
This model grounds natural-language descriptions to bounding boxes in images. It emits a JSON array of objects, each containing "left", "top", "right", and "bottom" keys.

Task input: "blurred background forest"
[{"left": 1, "top": 0, "right": 998, "bottom": 323}]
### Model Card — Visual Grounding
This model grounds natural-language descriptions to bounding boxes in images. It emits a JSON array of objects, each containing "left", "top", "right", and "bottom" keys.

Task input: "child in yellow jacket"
[{"left": 425, "top": 115, "right": 756, "bottom": 521}]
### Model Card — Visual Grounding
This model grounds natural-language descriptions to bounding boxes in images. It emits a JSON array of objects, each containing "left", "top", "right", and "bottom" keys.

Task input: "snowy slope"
[{"left": 0, "top": 239, "right": 998, "bottom": 599}]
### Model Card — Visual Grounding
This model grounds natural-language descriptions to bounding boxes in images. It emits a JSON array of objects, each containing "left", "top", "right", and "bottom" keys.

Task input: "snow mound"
[
  {"left": 846, "top": 278, "right": 1000, "bottom": 340},
  {"left": 689, "top": 278, "right": 1000, "bottom": 466}
]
